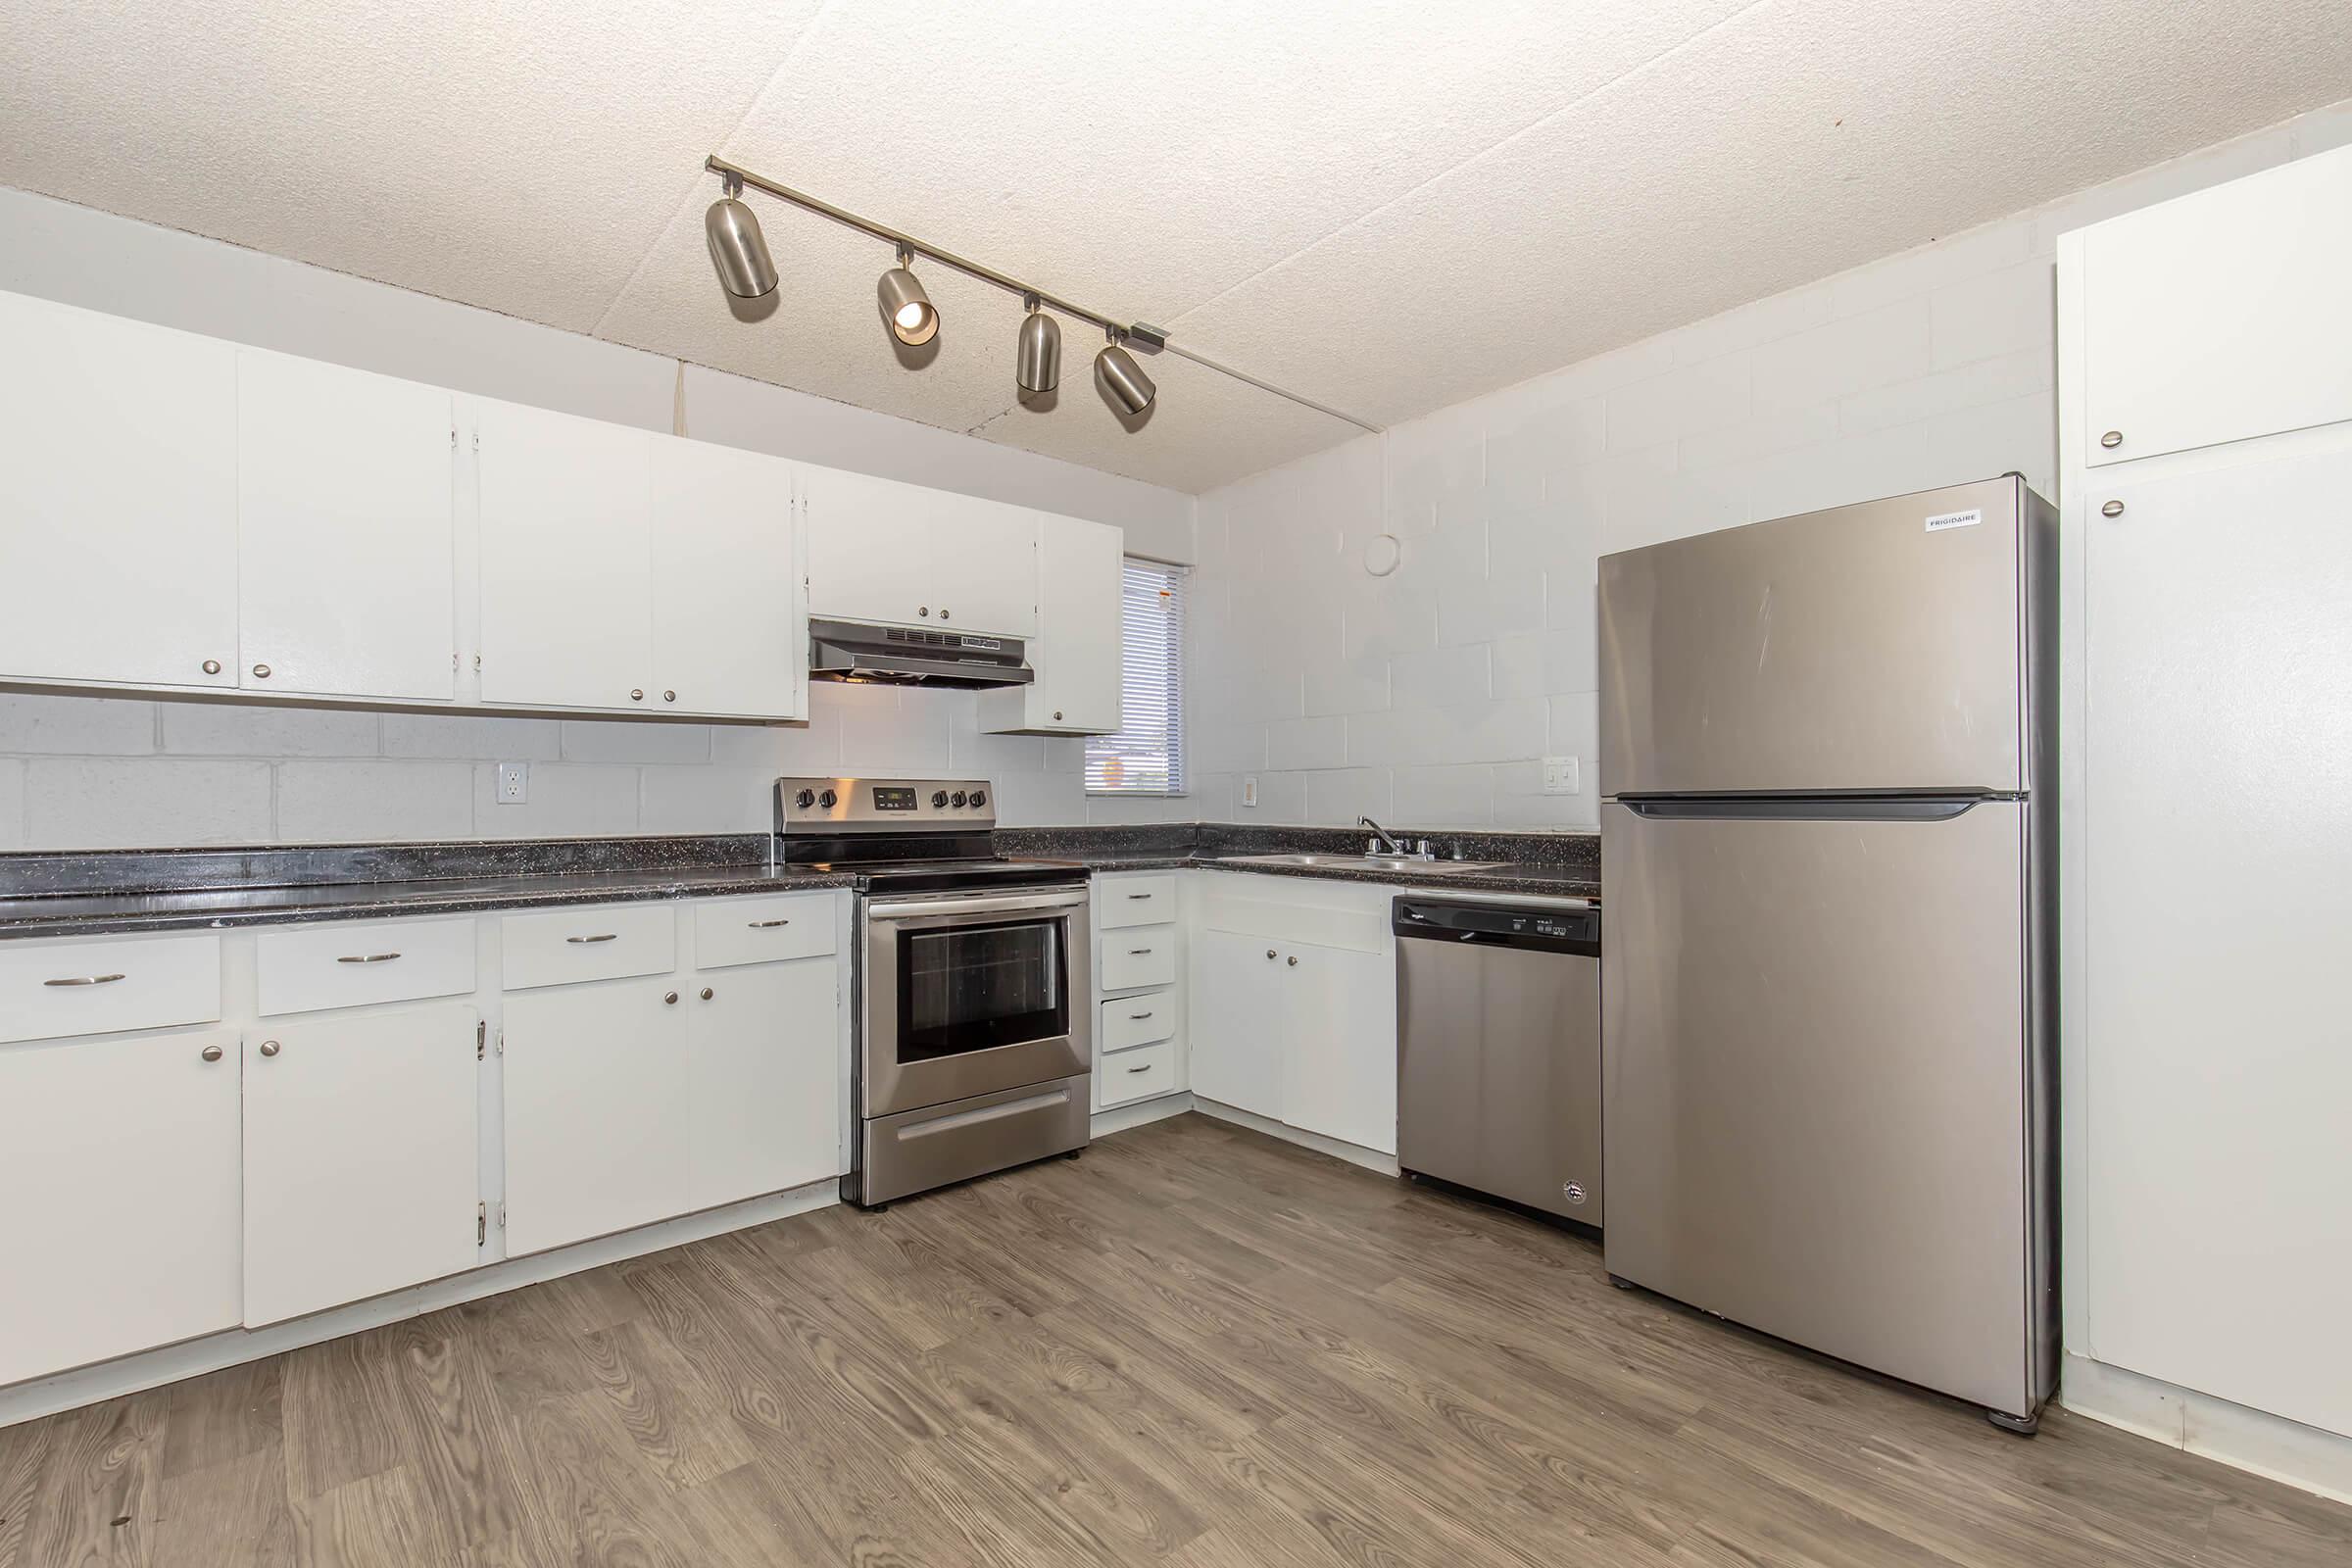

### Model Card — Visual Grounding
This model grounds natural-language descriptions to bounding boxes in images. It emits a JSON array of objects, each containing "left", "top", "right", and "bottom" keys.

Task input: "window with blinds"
[{"left": 1086, "top": 560, "right": 1187, "bottom": 796}]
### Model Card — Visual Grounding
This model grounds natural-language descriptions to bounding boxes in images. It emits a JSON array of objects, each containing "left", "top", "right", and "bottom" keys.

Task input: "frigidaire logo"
[{"left": 1562, "top": 1183, "right": 1588, "bottom": 1205}]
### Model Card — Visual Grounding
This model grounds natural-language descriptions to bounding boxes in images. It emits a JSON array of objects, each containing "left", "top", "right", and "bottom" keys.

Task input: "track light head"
[
  {"left": 1015, "top": 296, "right": 1061, "bottom": 394},
  {"left": 1096, "top": 328, "right": 1156, "bottom": 416},
  {"left": 877, "top": 246, "right": 938, "bottom": 346},
  {"left": 704, "top": 173, "right": 777, "bottom": 300}
]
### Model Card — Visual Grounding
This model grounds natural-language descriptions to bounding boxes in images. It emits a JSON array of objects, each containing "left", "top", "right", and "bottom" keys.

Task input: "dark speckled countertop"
[{"left": 999, "top": 824, "right": 1601, "bottom": 902}]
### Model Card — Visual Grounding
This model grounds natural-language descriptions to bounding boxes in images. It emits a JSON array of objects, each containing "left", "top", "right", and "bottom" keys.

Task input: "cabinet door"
[
  {"left": 983, "top": 514, "right": 1122, "bottom": 734},
  {"left": 503, "top": 978, "right": 689, "bottom": 1255},
  {"left": 0, "top": 291, "right": 239, "bottom": 689},
  {"left": 1282, "top": 941, "right": 1397, "bottom": 1154},
  {"left": 2084, "top": 446, "right": 2352, "bottom": 1436},
  {"left": 242, "top": 1003, "right": 479, "bottom": 1325},
  {"left": 2082, "top": 147, "right": 2352, "bottom": 466},
  {"left": 1189, "top": 929, "right": 1285, "bottom": 1118},
  {"left": 237, "top": 350, "right": 457, "bottom": 701},
  {"left": 925, "top": 493, "right": 1039, "bottom": 638},
  {"left": 478, "top": 398, "right": 653, "bottom": 710},
  {"left": 0, "top": 1027, "right": 242, "bottom": 1386},
  {"left": 802, "top": 463, "right": 932, "bottom": 626},
  {"left": 649, "top": 435, "right": 803, "bottom": 719},
  {"left": 686, "top": 957, "right": 840, "bottom": 1211}
]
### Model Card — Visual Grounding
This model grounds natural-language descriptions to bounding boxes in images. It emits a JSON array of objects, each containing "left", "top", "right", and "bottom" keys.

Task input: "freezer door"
[
  {"left": 1599, "top": 477, "right": 2038, "bottom": 796},
  {"left": 1600, "top": 798, "right": 2048, "bottom": 1417}
]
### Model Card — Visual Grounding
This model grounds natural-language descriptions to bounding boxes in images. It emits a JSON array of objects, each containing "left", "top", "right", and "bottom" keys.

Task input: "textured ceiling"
[{"left": 2, "top": 1, "right": 2348, "bottom": 492}]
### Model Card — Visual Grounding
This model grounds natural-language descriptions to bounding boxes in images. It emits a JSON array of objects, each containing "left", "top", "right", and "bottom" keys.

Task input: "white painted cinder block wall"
[
  {"left": 0, "top": 186, "right": 1200, "bottom": 849},
  {"left": 1187, "top": 97, "right": 2352, "bottom": 833}
]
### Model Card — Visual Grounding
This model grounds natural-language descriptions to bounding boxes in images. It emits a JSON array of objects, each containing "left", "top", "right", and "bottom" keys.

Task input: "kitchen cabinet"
[
  {"left": 503, "top": 976, "right": 692, "bottom": 1255},
  {"left": 0, "top": 290, "right": 240, "bottom": 690},
  {"left": 236, "top": 350, "right": 457, "bottom": 701},
  {"left": 686, "top": 956, "right": 840, "bottom": 1210},
  {"left": 0, "top": 1026, "right": 243, "bottom": 1387},
  {"left": 1279, "top": 939, "right": 1396, "bottom": 1152},
  {"left": 978, "top": 512, "right": 1124, "bottom": 735},
  {"left": 649, "top": 434, "right": 805, "bottom": 720},
  {"left": 1190, "top": 928, "right": 1286, "bottom": 1118},
  {"left": 2081, "top": 145, "right": 2352, "bottom": 467},
  {"left": 803, "top": 462, "right": 1039, "bottom": 637},
  {"left": 241, "top": 1002, "right": 480, "bottom": 1325}
]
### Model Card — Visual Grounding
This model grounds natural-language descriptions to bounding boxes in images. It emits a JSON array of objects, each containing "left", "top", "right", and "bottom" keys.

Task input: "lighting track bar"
[{"left": 702, "top": 154, "right": 1381, "bottom": 434}]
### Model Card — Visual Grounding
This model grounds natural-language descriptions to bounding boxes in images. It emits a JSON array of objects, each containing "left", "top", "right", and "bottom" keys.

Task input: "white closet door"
[
  {"left": 2083, "top": 443, "right": 2352, "bottom": 1438},
  {"left": 477, "top": 397, "right": 653, "bottom": 710},
  {"left": 237, "top": 350, "right": 456, "bottom": 700},
  {"left": 0, "top": 291, "right": 239, "bottom": 689},
  {"left": 648, "top": 435, "right": 802, "bottom": 718}
]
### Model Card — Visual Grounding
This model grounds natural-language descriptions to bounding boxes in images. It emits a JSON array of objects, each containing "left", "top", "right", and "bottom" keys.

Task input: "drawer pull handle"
[
  {"left": 1127, "top": 1064, "right": 1152, "bottom": 1074},
  {"left": 566, "top": 933, "right": 619, "bottom": 945},
  {"left": 1126, "top": 893, "right": 1154, "bottom": 901},
  {"left": 336, "top": 952, "right": 403, "bottom": 964},
  {"left": 43, "top": 973, "right": 125, "bottom": 987},
  {"left": 1128, "top": 1011, "right": 1153, "bottom": 1020},
  {"left": 747, "top": 918, "right": 792, "bottom": 929},
  {"left": 1128, "top": 948, "right": 1153, "bottom": 956}
]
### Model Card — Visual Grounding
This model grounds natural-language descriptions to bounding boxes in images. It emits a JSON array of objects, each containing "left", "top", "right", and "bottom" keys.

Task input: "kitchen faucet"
[{"left": 1360, "top": 815, "right": 1419, "bottom": 858}]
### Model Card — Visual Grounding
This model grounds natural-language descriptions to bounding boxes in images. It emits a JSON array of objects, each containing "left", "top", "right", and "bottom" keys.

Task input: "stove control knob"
[
  {"left": 968, "top": 790, "right": 987, "bottom": 808},
  {"left": 793, "top": 789, "right": 815, "bottom": 809},
  {"left": 816, "top": 789, "right": 838, "bottom": 808},
  {"left": 931, "top": 790, "right": 949, "bottom": 808},
  {"left": 950, "top": 790, "right": 968, "bottom": 808}
]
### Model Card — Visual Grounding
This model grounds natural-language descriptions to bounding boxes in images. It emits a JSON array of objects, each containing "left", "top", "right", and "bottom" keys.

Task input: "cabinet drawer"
[
  {"left": 1099, "top": 1040, "right": 1178, "bottom": 1107},
  {"left": 501, "top": 903, "right": 677, "bottom": 991},
  {"left": 1100, "top": 992, "right": 1176, "bottom": 1053},
  {"left": 692, "top": 894, "right": 837, "bottom": 971},
  {"left": 1100, "top": 930, "right": 1177, "bottom": 993},
  {"left": 0, "top": 933, "right": 221, "bottom": 1045},
  {"left": 1099, "top": 875, "right": 1177, "bottom": 929},
  {"left": 257, "top": 916, "right": 476, "bottom": 1016}
]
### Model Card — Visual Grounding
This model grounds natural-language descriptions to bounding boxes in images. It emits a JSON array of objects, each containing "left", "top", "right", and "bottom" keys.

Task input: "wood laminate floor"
[{"left": 3, "top": 1111, "right": 2347, "bottom": 1566}]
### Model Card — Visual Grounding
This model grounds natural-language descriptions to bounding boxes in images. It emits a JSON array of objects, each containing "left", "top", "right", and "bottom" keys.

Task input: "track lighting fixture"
[
  {"left": 704, "top": 172, "right": 777, "bottom": 300},
  {"left": 699, "top": 155, "right": 1380, "bottom": 434},
  {"left": 1015, "top": 295, "right": 1061, "bottom": 394},
  {"left": 876, "top": 246, "right": 938, "bottom": 346},
  {"left": 1096, "top": 328, "right": 1156, "bottom": 416}
]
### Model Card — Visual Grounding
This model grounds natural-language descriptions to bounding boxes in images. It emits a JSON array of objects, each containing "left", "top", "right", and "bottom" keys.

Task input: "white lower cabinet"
[
  {"left": 1190, "top": 928, "right": 1286, "bottom": 1118},
  {"left": 242, "top": 1002, "right": 480, "bottom": 1325},
  {"left": 1280, "top": 941, "right": 1396, "bottom": 1153},
  {"left": 0, "top": 1026, "right": 243, "bottom": 1387},
  {"left": 686, "top": 957, "right": 840, "bottom": 1211}
]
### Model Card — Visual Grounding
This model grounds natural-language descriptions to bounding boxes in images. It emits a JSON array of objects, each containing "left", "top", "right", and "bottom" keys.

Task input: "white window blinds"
[{"left": 1086, "top": 560, "right": 1187, "bottom": 796}]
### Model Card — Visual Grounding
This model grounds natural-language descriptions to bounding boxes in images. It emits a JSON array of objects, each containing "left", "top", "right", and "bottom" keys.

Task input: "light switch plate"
[
  {"left": 1541, "top": 756, "right": 1580, "bottom": 795},
  {"left": 495, "top": 760, "right": 529, "bottom": 804},
  {"left": 1242, "top": 774, "right": 1258, "bottom": 808}
]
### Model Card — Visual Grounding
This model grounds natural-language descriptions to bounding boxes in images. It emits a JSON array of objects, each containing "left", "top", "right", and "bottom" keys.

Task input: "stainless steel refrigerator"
[{"left": 1598, "top": 475, "right": 2058, "bottom": 1432}]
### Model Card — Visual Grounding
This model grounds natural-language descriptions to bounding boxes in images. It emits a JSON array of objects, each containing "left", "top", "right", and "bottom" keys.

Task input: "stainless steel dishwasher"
[{"left": 1395, "top": 896, "right": 1602, "bottom": 1225}]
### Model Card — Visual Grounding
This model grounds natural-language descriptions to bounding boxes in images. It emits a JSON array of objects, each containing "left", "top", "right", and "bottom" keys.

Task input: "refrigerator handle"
[{"left": 1616, "top": 797, "right": 1990, "bottom": 822}]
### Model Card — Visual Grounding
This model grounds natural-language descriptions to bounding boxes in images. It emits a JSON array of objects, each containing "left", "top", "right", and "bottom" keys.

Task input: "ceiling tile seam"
[
  {"left": 1161, "top": 0, "right": 1777, "bottom": 339},
  {"left": 586, "top": 0, "right": 841, "bottom": 341}
]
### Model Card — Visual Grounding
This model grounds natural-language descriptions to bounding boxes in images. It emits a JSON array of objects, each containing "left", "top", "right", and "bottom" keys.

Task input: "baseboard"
[
  {"left": 0, "top": 1176, "right": 841, "bottom": 1432},
  {"left": 1190, "top": 1096, "right": 1399, "bottom": 1175},
  {"left": 1091, "top": 1091, "right": 1195, "bottom": 1138},
  {"left": 2060, "top": 1352, "right": 2352, "bottom": 1505}
]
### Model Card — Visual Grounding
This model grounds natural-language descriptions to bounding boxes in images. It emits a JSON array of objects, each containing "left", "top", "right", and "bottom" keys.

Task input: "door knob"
[
  {"left": 700, "top": 987, "right": 714, "bottom": 1001},
  {"left": 2101, "top": 500, "right": 2125, "bottom": 517},
  {"left": 1053, "top": 710, "right": 1063, "bottom": 722},
  {"left": 2100, "top": 430, "right": 2123, "bottom": 449},
  {"left": 251, "top": 663, "right": 271, "bottom": 679},
  {"left": 1288, "top": 956, "right": 1298, "bottom": 967},
  {"left": 201, "top": 659, "right": 221, "bottom": 675},
  {"left": 663, "top": 991, "right": 679, "bottom": 1005},
  {"left": 1266, "top": 949, "right": 1276, "bottom": 959},
  {"left": 663, "top": 690, "right": 676, "bottom": 703},
  {"left": 200, "top": 1044, "right": 222, "bottom": 1062},
  {"left": 939, "top": 609, "right": 951, "bottom": 620},
  {"left": 259, "top": 1040, "right": 281, "bottom": 1057},
  {"left": 630, "top": 688, "right": 645, "bottom": 702}
]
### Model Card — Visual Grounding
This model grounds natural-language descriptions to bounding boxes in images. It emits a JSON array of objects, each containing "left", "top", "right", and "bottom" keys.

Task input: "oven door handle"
[{"left": 865, "top": 888, "right": 1091, "bottom": 920}]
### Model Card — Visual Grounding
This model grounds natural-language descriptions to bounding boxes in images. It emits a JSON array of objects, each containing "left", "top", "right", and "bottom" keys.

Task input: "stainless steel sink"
[{"left": 1213, "top": 852, "right": 1511, "bottom": 875}]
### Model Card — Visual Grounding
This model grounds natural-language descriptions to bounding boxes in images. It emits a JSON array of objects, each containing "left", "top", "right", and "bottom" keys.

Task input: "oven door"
[{"left": 861, "top": 886, "right": 1092, "bottom": 1117}]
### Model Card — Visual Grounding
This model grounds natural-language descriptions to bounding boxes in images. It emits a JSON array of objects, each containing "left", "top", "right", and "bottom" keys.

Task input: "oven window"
[{"left": 897, "top": 918, "right": 1067, "bottom": 1061}]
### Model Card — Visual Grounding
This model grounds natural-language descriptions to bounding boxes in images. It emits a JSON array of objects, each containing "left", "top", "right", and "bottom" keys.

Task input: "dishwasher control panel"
[{"left": 1393, "top": 899, "right": 1598, "bottom": 955}]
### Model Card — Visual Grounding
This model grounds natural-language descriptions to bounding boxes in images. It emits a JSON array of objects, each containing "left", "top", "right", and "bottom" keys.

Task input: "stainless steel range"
[{"left": 775, "top": 777, "right": 1091, "bottom": 1207}]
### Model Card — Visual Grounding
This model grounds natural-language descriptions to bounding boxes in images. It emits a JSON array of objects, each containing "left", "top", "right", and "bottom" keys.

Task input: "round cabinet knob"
[
  {"left": 794, "top": 789, "right": 815, "bottom": 808},
  {"left": 200, "top": 1044, "right": 223, "bottom": 1062},
  {"left": 968, "top": 790, "right": 986, "bottom": 808},
  {"left": 950, "top": 790, "right": 968, "bottom": 808},
  {"left": 630, "top": 688, "right": 645, "bottom": 702},
  {"left": 938, "top": 609, "right": 951, "bottom": 621},
  {"left": 201, "top": 659, "right": 221, "bottom": 675},
  {"left": 918, "top": 606, "right": 930, "bottom": 617},
  {"left": 1288, "top": 956, "right": 1299, "bottom": 967},
  {"left": 817, "top": 788, "right": 838, "bottom": 808},
  {"left": 2101, "top": 500, "right": 2125, "bottom": 517},
  {"left": 259, "top": 1040, "right": 281, "bottom": 1057},
  {"left": 700, "top": 987, "right": 714, "bottom": 1001},
  {"left": 663, "top": 992, "right": 679, "bottom": 1005},
  {"left": 662, "top": 690, "right": 676, "bottom": 703},
  {"left": 931, "top": 790, "right": 950, "bottom": 808},
  {"left": 251, "top": 663, "right": 271, "bottom": 679},
  {"left": 1266, "top": 949, "right": 1277, "bottom": 960},
  {"left": 1053, "top": 710, "right": 1064, "bottom": 722},
  {"left": 2100, "top": 430, "right": 2123, "bottom": 449}
]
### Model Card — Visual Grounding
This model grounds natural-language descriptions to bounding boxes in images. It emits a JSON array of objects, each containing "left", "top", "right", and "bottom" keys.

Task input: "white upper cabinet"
[
  {"left": 2082, "top": 145, "right": 2352, "bottom": 467},
  {"left": 803, "top": 463, "right": 1039, "bottom": 638},
  {"left": 477, "top": 397, "right": 656, "bottom": 711},
  {"left": 649, "top": 433, "right": 805, "bottom": 720},
  {"left": 237, "top": 351, "right": 457, "bottom": 701},
  {"left": 978, "top": 512, "right": 1124, "bottom": 735},
  {"left": 0, "top": 290, "right": 240, "bottom": 690}
]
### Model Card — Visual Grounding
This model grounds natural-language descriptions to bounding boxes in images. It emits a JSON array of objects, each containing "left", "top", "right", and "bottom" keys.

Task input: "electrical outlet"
[
  {"left": 1242, "top": 775, "right": 1258, "bottom": 808},
  {"left": 1541, "top": 756, "right": 1580, "bottom": 796},
  {"left": 495, "top": 760, "right": 529, "bottom": 804}
]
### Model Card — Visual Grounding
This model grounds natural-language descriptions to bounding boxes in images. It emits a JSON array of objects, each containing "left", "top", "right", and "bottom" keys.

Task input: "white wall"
[
  {"left": 1188, "top": 97, "right": 2352, "bottom": 831},
  {"left": 0, "top": 186, "right": 1199, "bottom": 848}
]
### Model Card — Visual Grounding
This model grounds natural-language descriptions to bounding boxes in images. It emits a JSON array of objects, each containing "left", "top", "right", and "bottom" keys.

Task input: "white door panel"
[
  {"left": 1190, "top": 929, "right": 1284, "bottom": 1117},
  {"left": 649, "top": 435, "right": 801, "bottom": 718},
  {"left": 802, "top": 463, "right": 931, "bottom": 627},
  {"left": 686, "top": 958, "right": 839, "bottom": 1211}
]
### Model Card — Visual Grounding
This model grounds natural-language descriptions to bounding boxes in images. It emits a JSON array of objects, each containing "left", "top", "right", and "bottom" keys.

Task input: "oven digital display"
[{"left": 871, "top": 786, "right": 918, "bottom": 811}]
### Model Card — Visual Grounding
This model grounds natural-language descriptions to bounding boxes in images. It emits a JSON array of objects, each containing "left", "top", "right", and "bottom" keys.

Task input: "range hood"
[{"left": 808, "top": 617, "right": 1034, "bottom": 688}]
